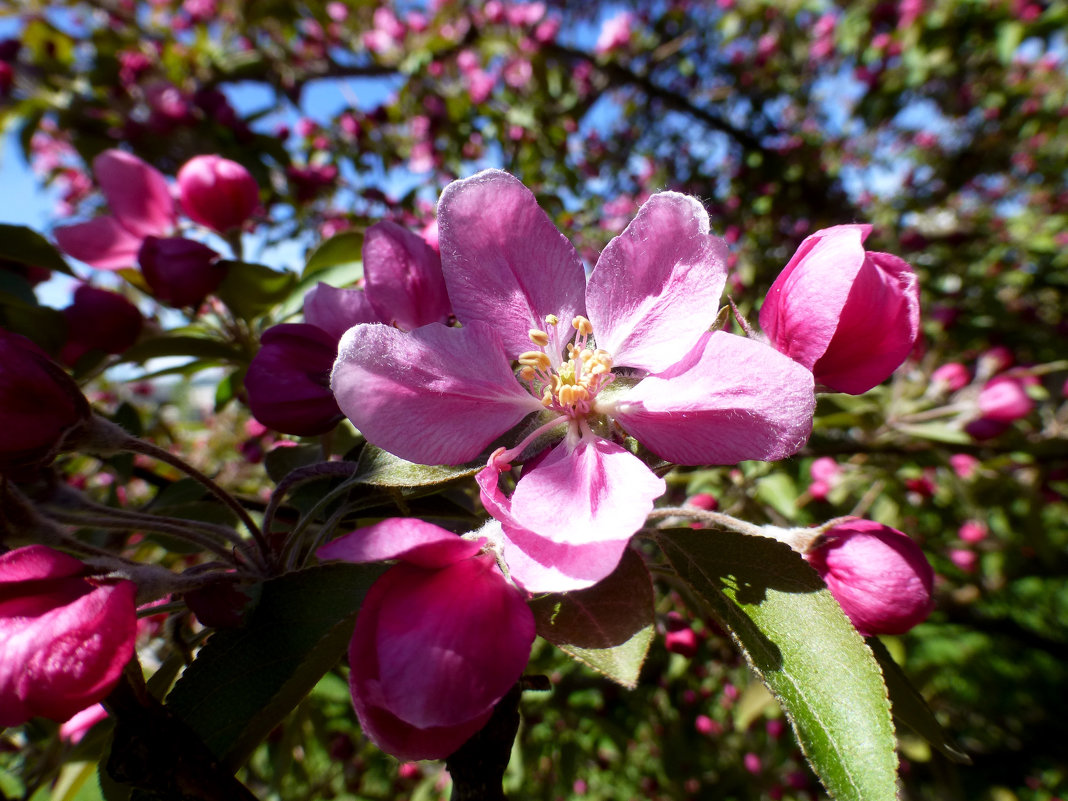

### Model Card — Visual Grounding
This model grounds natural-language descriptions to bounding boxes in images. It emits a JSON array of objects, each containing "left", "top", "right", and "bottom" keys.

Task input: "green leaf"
[
  {"left": 165, "top": 563, "right": 384, "bottom": 769},
  {"left": 894, "top": 423, "right": 971, "bottom": 445},
  {"left": 529, "top": 549, "right": 654, "bottom": 689},
  {"left": 303, "top": 230, "right": 364, "bottom": 280},
  {"left": 116, "top": 335, "right": 245, "bottom": 365},
  {"left": 658, "top": 529, "right": 898, "bottom": 801},
  {"left": 0, "top": 223, "right": 76, "bottom": 276},
  {"left": 755, "top": 473, "right": 800, "bottom": 521},
  {"left": 275, "top": 231, "right": 366, "bottom": 320},
  {"left": 354, "top": 444, "right": 481, "bottom": 487},
  {"left": 867, "top": 637, "right": 970, "bottom": 764},
  {"left": 214, "top": 261, "right": 297, "bottom": 321},
  {"left": 0, "top": 293, "right": 67, "bottom": 353}
]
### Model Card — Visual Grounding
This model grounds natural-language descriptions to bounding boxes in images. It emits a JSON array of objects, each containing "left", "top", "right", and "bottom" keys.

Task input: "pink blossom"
[
  {"left": 977, "top": 375, "right": 1034, "bottom": 422},
  {"left": 59, "top": 703, "right": 109, "bottom": 744},
  {"left": 805, "top": 519, "right": 934, "bottom": 636},
  {"left": 958, "top": 520, "right": 987, "bottom": 543},
  {"left": 949, "top": 548, "right": 978, "bottom": 573},
  {"left": 331, "top": 170, "right": 815, "bottom": 593},
  {"left": 664, "top": 626, "right": 698, "bottom": 658},
  {"left": 595, "top": 11, "right": 633, "bottom": 54},
  {"left": 60, "top": 285, "right": 143, "bottom": 366},
  {"left": 808, "top": 456, "right": 841, "bottom": 501},
  {"left": 948, "top": 453, "right": 980, "bottom": 479},
  {"left": 759, "top": 224, "right": 921, "bottom": 394},
  {"left": 54, "top": 150, "right": 177, "bottom": 270},
  {"left": 177, "top": 154, "right": 260, "bottom": 233},
  {"left": 0, "top": 546, "right": 137, "bottom": 726},
  {"left": 317, "top": 519, "right": 535, "bottom": 761},
  {"left": 0, "top": 330, "right": 91, "bottom": 475},
  {"left": 931, "top": 362, "right": 970, "bottom": 392},
  {"left": 137, "top": 236, "right": 223, "bottom": 308}
]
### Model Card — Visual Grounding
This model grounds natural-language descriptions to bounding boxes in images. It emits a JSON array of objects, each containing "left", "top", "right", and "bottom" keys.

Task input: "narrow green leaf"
[
  {"left": 165, "top": 563, "right": 384, "bottom": 769},
  {"left": 529, "top": 549, "right": 654, "bottom": 689},
  {"left": 354, "top": 444, "right": 481, "bottom": 487},
  {"left": 303, "top": 230, "right": 364, "bottom": 279},
  {"left": 0, "top": 223, "right": 76, "bottom": 276},
  {"left": 659, "top": 529, "right": 898, "bottom": 801},
  {"left": 867, "top": 637, "right": 970, "bottom": 764},
  {"left": 116, "top": 335, "right": 245, "bottom": 365},
  {"left": 214, "top": 260, "right": 297, "bottom": 321}
]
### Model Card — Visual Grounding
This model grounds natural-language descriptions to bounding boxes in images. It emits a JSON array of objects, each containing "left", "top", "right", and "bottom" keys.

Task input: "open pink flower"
[
  {"left": 54, "top": 150, "right": 177, "bottom": 271},
  {"left": 317, "top": 519, "right": 535, "bottom": 761},
  {"left": 332, "top": 170, "right": 816, "bottom": 592},
  {"left": 0, "top": 546, "right": 137, "bottom": 726}
]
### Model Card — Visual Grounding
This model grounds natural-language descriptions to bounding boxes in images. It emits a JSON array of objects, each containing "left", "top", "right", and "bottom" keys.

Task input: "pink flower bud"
[
  {"left": 177, "top": 155, "right": 260, "bottom": 233},
  {"left": 948, "top": 453, "right": 979, "bottom": 479},
  {"left": 245, "top": 323, "right": 343, "bottom": 436},
  {"left": 0, "top": 330, "right": 91, "bottom": 475},
  {"left": 759, "top": 225, "right": 921, "bottom": 394},
  {"left": 686, "top": 492, "right": 718, "bottom": 511},
  {"left": 804, "top": 519, "right": 934, "bottom": 636},
  {"left": 317, "top": 519, "right": 536, "bottom": 760},
  {"left": 137, "top": 236, "right": 223, "bottom": 308},
  {"left": 948, "top": 548, "right": 978, "bottom": 573},
  {"left": 0, "top": 546, "right": 137, "bottom": 726},
  {"left": 977, "top": 375, "right": 1034, "bottom": 422},
  {"left": 931, "top": 362, "right": 970, "bottom": 392},
  {"left": 958, "top": 520, "right": 987, "bottom": 543},
  {"left": 664, "top": 626, "right": 698, "bottom": 658},
  {"left": 60, "top": 285, "right": 143, "bottom": 366}
]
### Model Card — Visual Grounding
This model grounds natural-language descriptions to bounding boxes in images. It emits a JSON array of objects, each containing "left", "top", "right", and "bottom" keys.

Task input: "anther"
[
  {"left": 545, "top": 314, "right": 559, "bottom": 327},
  {"left": 518, "top": 351, "right": 552, "bottom": 371},
  {"left": 518, "top": 365, "right": 537, "bottom": 382},
  {"left": 558, "top": 385, "right": 575, "bottom": 406},
  {"left": 528, "top": 329, "right": 550, "bottom": 347},
  {"left": 572, "top": 315, "right": 594, "bottom": 336}
]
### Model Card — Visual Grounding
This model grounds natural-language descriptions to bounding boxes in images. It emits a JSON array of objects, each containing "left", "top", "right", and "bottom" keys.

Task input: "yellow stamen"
[
  {"left": 545, "top": 314, "right": 559, "bottom": 327},
  {"left": 518, "top": 351, "right": 552, "bottom": 371},
  {"left": 518, "top": 365, "right": 537, "bottom": 382},
  {"left": 558, "top": 385, "right": 575, "bottom": 406},
  {"left": 541, "top": 389, "right": 554, "bottom": 407},
  {"left": 572, "top": 315, "right": 594, "bottom": 336},
  {"left": 528, "top": 328, "right": 550, "bottom": 347}
]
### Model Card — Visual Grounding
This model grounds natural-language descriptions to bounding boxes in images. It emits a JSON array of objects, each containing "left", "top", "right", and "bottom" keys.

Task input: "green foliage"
[{"left": 659, "top": 528, "right": 898, "bottom": 801}]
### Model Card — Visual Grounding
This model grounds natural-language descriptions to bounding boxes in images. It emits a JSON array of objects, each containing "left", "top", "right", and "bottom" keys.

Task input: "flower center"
[{"left": 516, "top": 314, "right": 614, "bottom": 420}]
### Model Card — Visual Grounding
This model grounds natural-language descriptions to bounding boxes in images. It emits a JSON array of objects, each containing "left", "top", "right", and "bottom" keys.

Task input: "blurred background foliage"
[{"left": 1, "top": 0, "right": 1067, "bottom": 799}]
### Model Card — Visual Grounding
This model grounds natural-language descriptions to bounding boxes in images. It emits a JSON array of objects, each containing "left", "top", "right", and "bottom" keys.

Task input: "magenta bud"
[
  {"left": 759, "top": 225, "right": 920, "bottom": 395},
  {"left": 0, "top": 546, "right": 137, "bottom": 726},
  {"left": 931, "top": 362, "right": 970, "bottom": 392},
  {"left": 804, "top": 519, "right": 934, "bottom": 636},
  {"left": 0, "top": 330, "right": 91, "bottom": 475},
  {"left": 177, "top": 154, "right": 260, "bottom": 233},
  {"left": 138, "top": 236, "right": 223, "bottom": 308},
  {"left": 60, "top": 285, "right": 143, "bottom": 366},
  {"left": 664, "top": 626, "right": 698, "bottom": 658},
  {"left": 245, "top": 323, "right": 343, "bottom": 436},
  {"left": 317, "top": 519, "right": 536, "bottom": 761},
  {"left": 977, "top": 375, "right": 1034, "bottom": 422}
]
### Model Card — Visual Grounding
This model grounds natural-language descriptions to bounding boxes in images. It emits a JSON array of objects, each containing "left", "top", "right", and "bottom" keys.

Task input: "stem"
[
  {"left": 82, "top": 417, "right": 271, "bottom": 569},
  {"left": 646, "top": 507, "right": 766, "bottom": 537},
  {"left": 262, "top": 461, "right": 360, "bottom": 538},
  {"left": 278, "top": 474, "right": 368, "bottom": 568},
  {"left": 45, "top": 509, "right": 240, "bottom": 563}
]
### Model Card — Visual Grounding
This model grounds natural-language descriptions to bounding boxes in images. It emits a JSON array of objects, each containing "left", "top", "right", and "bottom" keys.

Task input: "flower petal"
[
  {"left": 611, "top": 331, "right": 815, "bottom": 464},
  {"left": 317, "top": 518, "right": 483, "bottom": 569},
  {"left": 437, "top": 170, "right": 586, "bottom": 359},
  {"left": 363, "top": 221, "right": 452, "bottom": 331},
  {"left": 810, "top": 251, "right": 921, "bottom": 394},
  {"left": 53, "top": 217, "right": 144, "bottom": 270},
  {"left": 331, "top": 321, "right": 542, "bottom": 465},
  {"left": 758, "top": 224, "right": 869, "bottom": 370},
  {"left": 303, "top": 282, "right": 380, "bottom": 342},
  {"left": 586, "top": 192, "right": 729, "bottom": 372},
  {"left": 478, "top": 437, "right": 664, "bottom": 592},
  {"left": 93, "top": 150, "right": 176, "bottom": 238}
]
